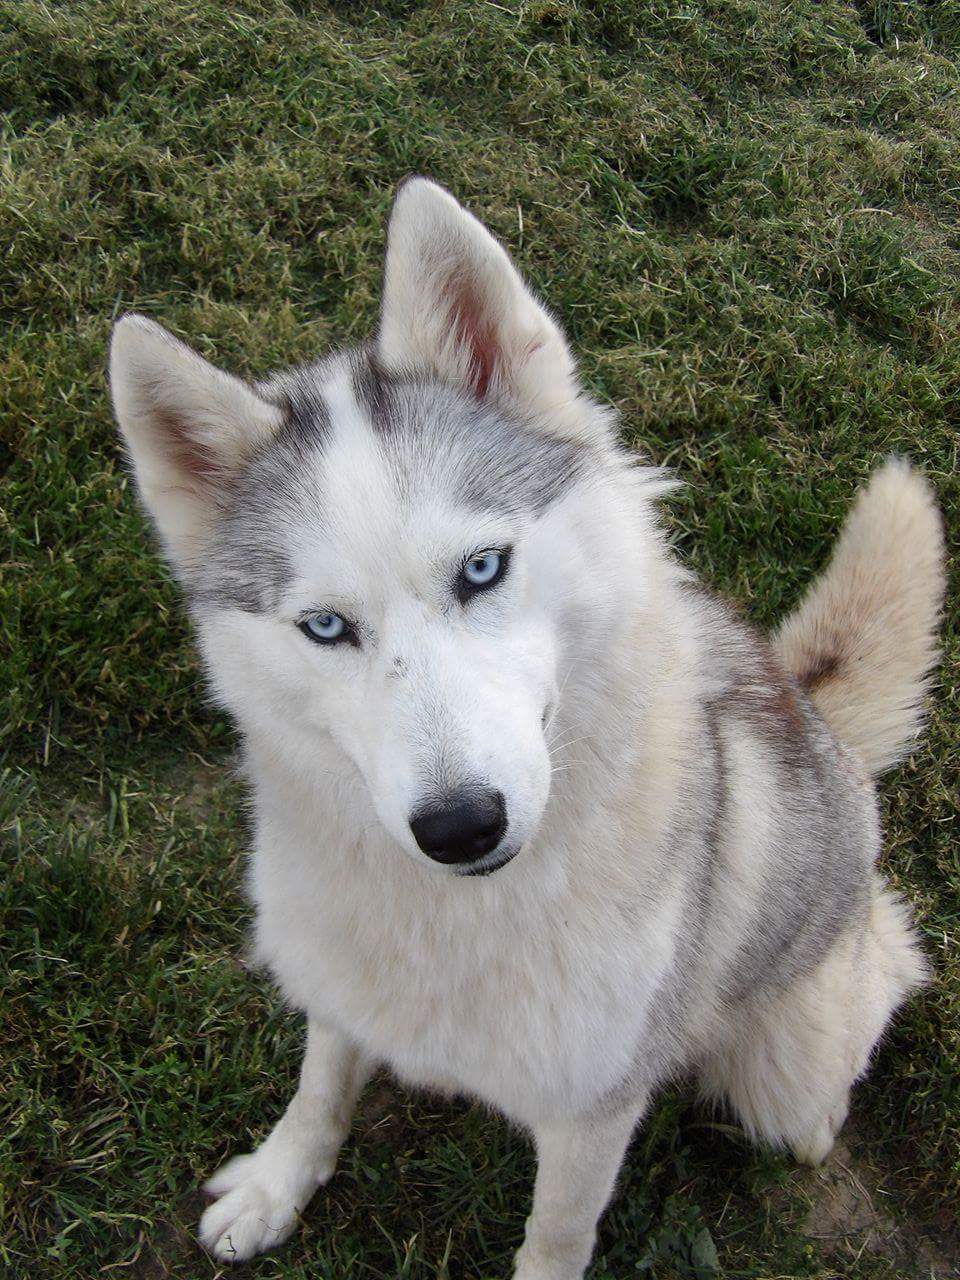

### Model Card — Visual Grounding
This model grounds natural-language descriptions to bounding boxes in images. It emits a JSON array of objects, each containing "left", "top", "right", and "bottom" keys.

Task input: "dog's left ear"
[{"left": 378, "top": 178, "right": 605, "bottom": 444}]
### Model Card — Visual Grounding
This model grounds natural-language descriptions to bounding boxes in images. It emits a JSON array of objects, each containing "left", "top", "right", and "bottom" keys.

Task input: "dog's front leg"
[
  {"left": 513, "top": 1104, "right": 643, "bottom": 1280},
  {"left": 198, "top": 1018, "right": 373, "bottom": 1263}
]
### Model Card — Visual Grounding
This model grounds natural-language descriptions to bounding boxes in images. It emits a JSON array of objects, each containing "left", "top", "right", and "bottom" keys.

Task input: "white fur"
[
  {"left": 775, "top": 458, "right": 945, "bottom": 776},
  {"left": 109, "top": 180, "right": 940, "bottom": 1278}
]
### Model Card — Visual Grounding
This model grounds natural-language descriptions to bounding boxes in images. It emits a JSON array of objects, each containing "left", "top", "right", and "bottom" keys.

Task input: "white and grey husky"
[{"left": 110, "top": 179, "right": 944, "bottom": 1278}]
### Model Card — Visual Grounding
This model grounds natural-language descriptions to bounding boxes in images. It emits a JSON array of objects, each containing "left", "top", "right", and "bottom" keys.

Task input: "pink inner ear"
[
  {"left": 445, "top": 278, "right": 500, "bottom": 398},
  {"left": 152, "top": 403, "right": 225, "bottom": 482}
]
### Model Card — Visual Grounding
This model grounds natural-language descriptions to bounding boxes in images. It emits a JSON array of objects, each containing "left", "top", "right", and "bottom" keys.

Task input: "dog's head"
[{"left": 111, "top": 180, "right": 660, "bottom": 874}]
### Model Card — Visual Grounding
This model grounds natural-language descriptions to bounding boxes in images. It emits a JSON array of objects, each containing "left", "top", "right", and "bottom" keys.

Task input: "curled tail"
[{"left": 774, "top": 460, "right": 945, "bottom": 777}]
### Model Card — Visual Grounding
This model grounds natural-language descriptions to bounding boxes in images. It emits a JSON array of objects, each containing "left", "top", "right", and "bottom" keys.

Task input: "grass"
[{"left": 2, "top": 0, "right": 958, "bottom": 1276}]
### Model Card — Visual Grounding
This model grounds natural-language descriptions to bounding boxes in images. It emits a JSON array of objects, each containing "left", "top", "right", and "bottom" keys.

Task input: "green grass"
[{"left": 2, "top": 1, "right": 958, "bottom": 1276}]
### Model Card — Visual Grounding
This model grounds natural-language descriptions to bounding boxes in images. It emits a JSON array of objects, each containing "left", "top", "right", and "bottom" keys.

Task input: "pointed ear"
[
  {"left": 378, "top": 178, "right": 605, "bottom": 444},
  {"left": 109, "top": 315, "right": 284, "bottom": 570}
]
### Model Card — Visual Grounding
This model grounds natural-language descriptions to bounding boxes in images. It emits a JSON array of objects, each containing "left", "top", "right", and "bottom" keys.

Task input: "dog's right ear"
[
  {"left": 109, "top": 315, "right": 284, "bottom": 570},
  {"left": 378, "top": 178, "right": 609, "bottom": 445}
]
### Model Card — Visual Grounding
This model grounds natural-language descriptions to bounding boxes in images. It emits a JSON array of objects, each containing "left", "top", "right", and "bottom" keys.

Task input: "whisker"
[
  {"left": 549, "top": 758, "right": 591, "bottom": 774},
  {"left": 548, "top": 733, "right": 592, "bottom": 758}
]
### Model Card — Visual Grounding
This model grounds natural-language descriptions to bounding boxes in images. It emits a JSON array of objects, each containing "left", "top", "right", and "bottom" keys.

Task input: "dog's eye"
[
  {"left": 299, "top": 612, "right": 353, "bottom": 645},
  {"left": 458, "top": 548, "right": 509, "bottom": 600}
]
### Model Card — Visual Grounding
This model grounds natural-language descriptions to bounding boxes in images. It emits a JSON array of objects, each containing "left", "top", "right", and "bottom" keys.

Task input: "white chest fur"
[{"left": 249, "top": 787, "right": 682, "bottom": 1127}]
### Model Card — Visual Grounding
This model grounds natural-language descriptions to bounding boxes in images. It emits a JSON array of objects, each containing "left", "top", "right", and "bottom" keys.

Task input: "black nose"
[{"left": 409, "top": 789, "right": 507, "bottom": 865}]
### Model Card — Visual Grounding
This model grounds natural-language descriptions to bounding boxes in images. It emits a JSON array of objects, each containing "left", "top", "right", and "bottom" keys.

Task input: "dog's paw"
[{"left": 199, "top": 1153, "right": 307, "bottom": 1262}]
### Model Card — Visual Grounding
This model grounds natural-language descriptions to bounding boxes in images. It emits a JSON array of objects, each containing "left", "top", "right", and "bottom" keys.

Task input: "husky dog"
[{"left": 110, "top": 179, "right": 944, "bottom": 1279}]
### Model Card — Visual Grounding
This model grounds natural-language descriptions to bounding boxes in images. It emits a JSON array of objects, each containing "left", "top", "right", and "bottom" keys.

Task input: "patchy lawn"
[{"left": 2, "top": 1, "right": 957, "bottom": 1276}]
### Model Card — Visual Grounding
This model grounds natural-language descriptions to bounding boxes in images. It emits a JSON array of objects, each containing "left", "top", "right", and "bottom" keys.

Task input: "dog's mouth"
[{"left": 456, "top": 844, "right": 520, "bottom": 877}]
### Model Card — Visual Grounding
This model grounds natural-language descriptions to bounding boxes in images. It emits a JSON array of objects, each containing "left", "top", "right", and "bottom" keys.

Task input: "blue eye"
[
  {"left": 464, "top": 551, "right": 501, "bottom": 585},
  {"left": 459, "top": 547, "right": 509, "bottom": 598},
  {"left": 299, "top": 612, "right": 350, "bottom": 645}
]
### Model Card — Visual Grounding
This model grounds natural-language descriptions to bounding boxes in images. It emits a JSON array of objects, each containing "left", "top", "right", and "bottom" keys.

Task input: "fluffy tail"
[{"left": 774, "top": 460, "right": 945, "bottom": 777}]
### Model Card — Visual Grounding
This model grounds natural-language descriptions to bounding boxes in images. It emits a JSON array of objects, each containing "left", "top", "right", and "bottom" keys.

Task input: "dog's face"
[
  {"left": 111, "top": 180, "right": 650, "bottom": 873},
  {"left": 190, "top": 363, "right": 605, "bottom": 874}
]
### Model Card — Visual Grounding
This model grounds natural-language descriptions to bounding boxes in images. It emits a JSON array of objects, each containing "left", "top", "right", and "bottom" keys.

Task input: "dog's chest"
[{"left": 251, "top": 837, "right": 679, "bottom": 1123}]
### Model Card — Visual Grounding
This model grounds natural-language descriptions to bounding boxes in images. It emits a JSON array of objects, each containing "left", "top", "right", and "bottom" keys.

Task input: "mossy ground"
[{"left": 2, "top": 2, "right": 958, "bottom": 1276}]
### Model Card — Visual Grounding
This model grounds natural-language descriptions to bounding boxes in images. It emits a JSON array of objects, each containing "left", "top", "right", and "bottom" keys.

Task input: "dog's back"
[{"left": 682, "top": 473, "right": 942, "bottom": 1163}]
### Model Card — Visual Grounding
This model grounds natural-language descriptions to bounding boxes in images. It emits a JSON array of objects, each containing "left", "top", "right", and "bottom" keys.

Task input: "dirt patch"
[
  {"left": 798, "top": 1136, "right": 960, "bottom": 1278},
  {"left": 162, "top": 751, "right": 242, "bottom": 825},
  {"left": 128, "top": 1192, "right": 205, "bottom": 1279}
]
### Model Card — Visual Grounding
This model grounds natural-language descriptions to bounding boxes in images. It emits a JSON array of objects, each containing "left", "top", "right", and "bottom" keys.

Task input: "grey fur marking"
[
  {"left": 692, "top": 590, "right": 874, "bottom": 1007},
  {"left": 189, "top": 433, "right": 316, "bottom": 613},
  {"left": 600, "top": 586, "right": 878, "bottom": 1116},
  {"left": 346, "top": 346, "right": 589, "bottom": 516},
  {"left": 190, "top": 348, "right": 589, "bottom": 614}
]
